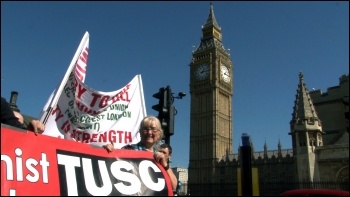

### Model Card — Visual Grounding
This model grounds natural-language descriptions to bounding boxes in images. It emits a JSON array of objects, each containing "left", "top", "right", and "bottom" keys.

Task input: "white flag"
[
  {"left": 40, "top": 32, "right": 147, "bottom": 148},
  {"left": 40, "top": 31, "right": 89, "bottom": 123}
]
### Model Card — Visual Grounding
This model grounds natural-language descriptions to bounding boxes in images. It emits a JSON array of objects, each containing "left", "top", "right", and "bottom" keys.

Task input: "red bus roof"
[{"left": 281, "top": 189, "right": 349, "bottom": 196}]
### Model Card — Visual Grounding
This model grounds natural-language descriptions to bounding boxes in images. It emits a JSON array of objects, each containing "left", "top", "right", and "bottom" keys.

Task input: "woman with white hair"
[{"left": 103, "top": 115, "right": 178, "bottom": 190}]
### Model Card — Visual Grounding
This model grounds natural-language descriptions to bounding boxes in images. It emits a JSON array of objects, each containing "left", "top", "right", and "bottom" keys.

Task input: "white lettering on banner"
[
  {"left": 57, "top": 153, "right": 166, "bottom": 196},
  {"left": 111, "top": 160, "right": 141, "bottom": 195},
  {"left": 1, "top": 148, "right": 50, "bottom": 183},
  {"left": 139, "top": 160, "right": 165, "bottom": 191},
  {"left": 57, "top": 154, "right": 81, "bottom": 196}
]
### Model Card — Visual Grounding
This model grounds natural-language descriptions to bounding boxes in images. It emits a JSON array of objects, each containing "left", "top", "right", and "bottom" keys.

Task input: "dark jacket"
[{"left": 1, "top": 97, "right": 25, "bottom": 129}]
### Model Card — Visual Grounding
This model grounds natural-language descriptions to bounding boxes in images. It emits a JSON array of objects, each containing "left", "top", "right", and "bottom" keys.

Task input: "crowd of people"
[{"left": 2, "top": 96, "right": 179, "bottom": 192}]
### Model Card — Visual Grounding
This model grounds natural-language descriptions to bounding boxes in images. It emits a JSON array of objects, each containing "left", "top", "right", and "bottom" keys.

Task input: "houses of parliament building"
[{"left": 187, "top": 2, "right": 349, "bottom": 196}]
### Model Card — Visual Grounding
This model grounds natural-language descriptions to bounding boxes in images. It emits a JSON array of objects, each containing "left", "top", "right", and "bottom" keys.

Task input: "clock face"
[
  {"left": 220, "top": 65, "right": 230, "bottom": 83},
  {"left": 195, "top": 64, "right": 209, "bottom": 80}
]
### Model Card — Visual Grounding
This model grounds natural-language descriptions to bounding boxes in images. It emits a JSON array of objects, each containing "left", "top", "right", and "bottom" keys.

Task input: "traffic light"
[
  {"left": 163, "top": 86, "right": 174, "bottom": 136},
  {"left": 152, "top": 87, "right": 170, "bottom": 132},
  {"left": 167, "top": 104, "right": 175, "bottom": 135},
  {"left": 152, "top": 87, "right": 167, "bottom": 115},
  {"left": 152, "top": 86, "right": 175, "bottom": 143}
]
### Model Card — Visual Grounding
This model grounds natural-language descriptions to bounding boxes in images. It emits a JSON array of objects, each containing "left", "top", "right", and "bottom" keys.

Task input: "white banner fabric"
[{"left": 40, "top": 32, "right": 146, "bottom": 149}]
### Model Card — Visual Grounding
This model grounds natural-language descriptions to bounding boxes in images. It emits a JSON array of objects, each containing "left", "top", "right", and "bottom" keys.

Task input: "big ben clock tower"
[{"left": 188, "top": 2, "right": 233, "bottom": 190}]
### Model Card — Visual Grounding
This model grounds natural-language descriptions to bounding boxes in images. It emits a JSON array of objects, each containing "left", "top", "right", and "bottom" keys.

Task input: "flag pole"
[{"left": 40, "top": 31, "right": 89, "bottom": 124}]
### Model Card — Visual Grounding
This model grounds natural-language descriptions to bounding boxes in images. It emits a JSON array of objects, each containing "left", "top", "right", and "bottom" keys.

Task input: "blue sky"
[{"left": 1, "top": 1, "right": 349, "bottom": 168}]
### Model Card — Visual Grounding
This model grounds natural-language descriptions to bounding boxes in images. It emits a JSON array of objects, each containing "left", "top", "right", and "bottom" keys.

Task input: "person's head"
[
  {"left": 13, "top": 111, "right": 24, "bottom": 124},
  {"left": 158, "top": 143, "right": 172, "bottom": 163},
  {"left": 139, "top": 116, "right": 164, "bottom": 149}
]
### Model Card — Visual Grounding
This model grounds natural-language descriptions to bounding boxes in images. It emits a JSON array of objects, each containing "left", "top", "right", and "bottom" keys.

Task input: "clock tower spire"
[{"left": 202, "top": 1, "right": 221, "bottom": 40}]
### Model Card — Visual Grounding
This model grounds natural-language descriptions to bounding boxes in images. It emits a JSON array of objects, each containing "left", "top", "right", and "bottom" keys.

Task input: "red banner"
[{"left": 1, "top": 124, "right": 173, "bottom": 196}]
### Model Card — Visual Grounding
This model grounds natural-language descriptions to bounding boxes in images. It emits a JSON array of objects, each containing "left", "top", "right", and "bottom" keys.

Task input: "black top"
[{"left": 1, "top": 97, "right": 26, "bottom": 129}]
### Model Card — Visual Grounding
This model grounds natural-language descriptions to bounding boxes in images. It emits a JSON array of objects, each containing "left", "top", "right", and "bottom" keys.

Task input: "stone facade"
[{"left": 188, "top": 2, "right": 233, "bottom": 187}]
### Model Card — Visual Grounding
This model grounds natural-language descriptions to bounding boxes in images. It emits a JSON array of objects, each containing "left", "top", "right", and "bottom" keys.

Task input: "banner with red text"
[
  {"left": 39, "top": 32, "right": 146, "bottom": 149},
  {"left": 43, "top": 74, "right": 145, "bottom": 148},
  {"left": 1, "top": 125, "right": 173, "bottom": 196}
]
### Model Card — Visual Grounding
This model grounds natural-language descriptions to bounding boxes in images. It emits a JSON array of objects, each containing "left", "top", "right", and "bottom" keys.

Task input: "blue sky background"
[{"left": 1, "top": 1, "right": 349, "bottom": 168}]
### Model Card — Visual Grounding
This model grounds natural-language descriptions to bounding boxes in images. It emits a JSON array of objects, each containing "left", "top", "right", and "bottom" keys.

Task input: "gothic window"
[
  {"left": 299, "top": 134, "right": 306, "bottom": 147},
  {"left": 307, "top": 117, "right": 314, "bottom": 125}
]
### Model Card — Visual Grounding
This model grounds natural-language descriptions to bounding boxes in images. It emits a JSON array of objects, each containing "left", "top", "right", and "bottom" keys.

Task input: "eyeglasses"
[{"left": 142, "top": 127, "right": 158, "bottom": 133}]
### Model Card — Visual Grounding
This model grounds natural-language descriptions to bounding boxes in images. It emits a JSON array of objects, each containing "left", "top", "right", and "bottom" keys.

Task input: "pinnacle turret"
[
  {"left": 290, "top": 72, "right": 322, "bottom": 133},
  {"left": 202, "top": 2, "right": 221, "bottom": 30}
]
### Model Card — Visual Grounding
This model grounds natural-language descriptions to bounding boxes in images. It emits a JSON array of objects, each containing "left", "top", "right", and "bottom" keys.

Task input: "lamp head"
[{"left": 178, "top": 92, "right": 186, "bottom": 99}]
